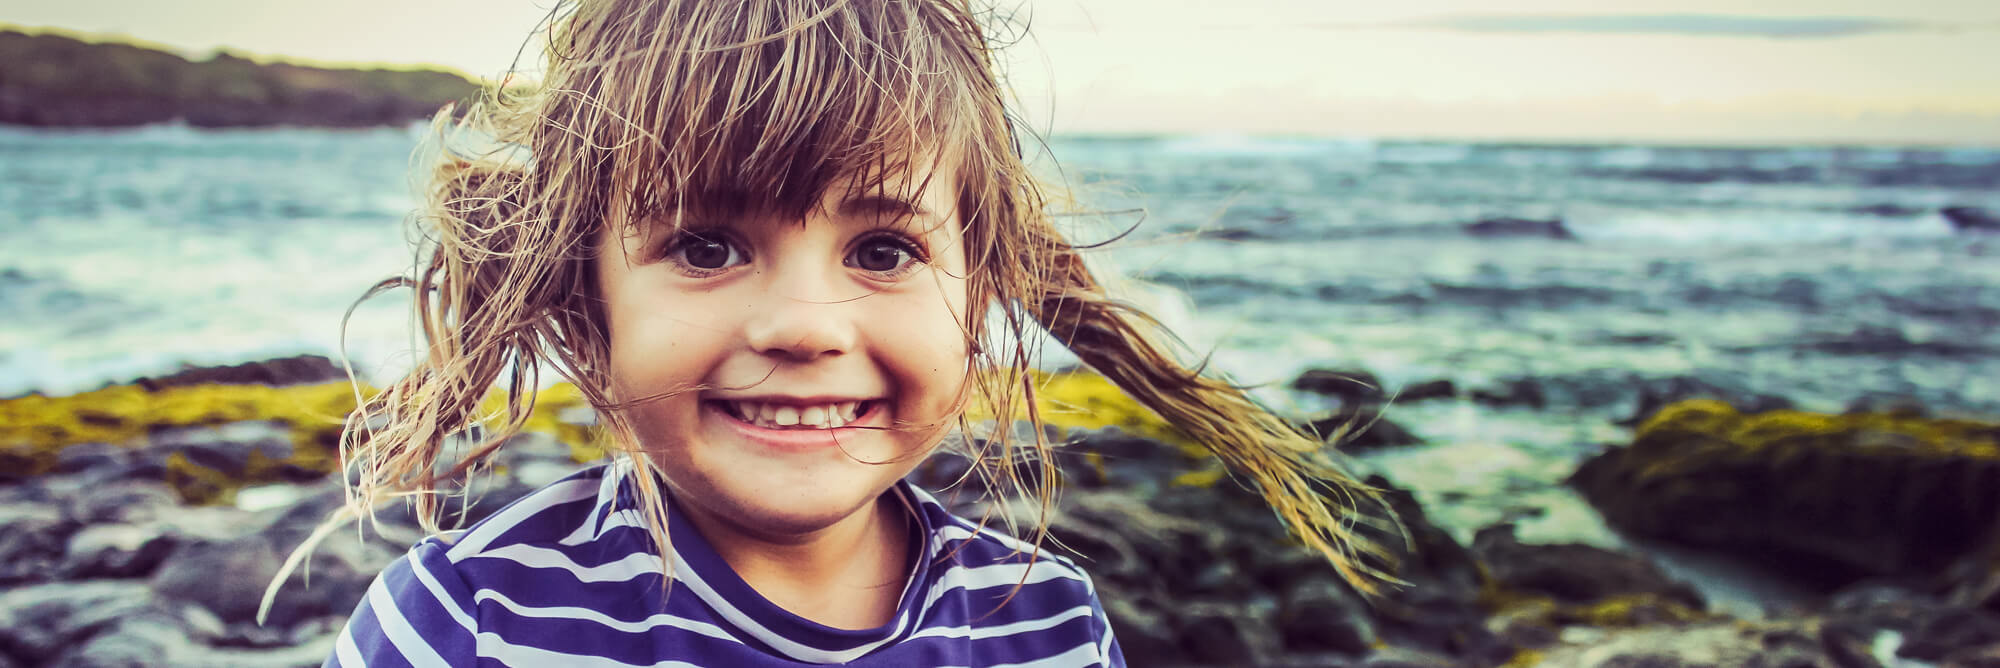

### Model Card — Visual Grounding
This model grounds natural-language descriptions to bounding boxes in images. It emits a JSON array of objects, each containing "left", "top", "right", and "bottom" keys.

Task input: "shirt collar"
[{"left": 604, "top": 461, "right": 938, "bottom": 663}]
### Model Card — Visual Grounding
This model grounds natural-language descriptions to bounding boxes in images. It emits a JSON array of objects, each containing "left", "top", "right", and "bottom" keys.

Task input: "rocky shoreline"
[
  {"left": 0, "top": 30, "right": 478, "bottom": 129},
  {"left": 4, "top": 355, "right": 1999, "bottom": 666}
]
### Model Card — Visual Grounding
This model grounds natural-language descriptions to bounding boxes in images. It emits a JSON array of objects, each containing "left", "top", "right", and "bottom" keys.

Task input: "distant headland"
[{"left": 0, "top": 29, "right": 480, "bottom": 128}]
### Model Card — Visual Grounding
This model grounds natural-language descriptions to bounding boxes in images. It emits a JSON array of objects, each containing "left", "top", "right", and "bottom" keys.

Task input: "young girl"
[{"left": 318, "top": 0, "right": 1386, "bottom": 665}]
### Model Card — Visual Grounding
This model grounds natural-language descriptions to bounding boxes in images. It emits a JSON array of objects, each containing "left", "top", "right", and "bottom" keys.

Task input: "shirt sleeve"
[
  {"left": 324, "top": 539, "right": 479, "bottom": 667},
  {"left": 1081, "top": 571, "right": 1127, "bottom": 668}
]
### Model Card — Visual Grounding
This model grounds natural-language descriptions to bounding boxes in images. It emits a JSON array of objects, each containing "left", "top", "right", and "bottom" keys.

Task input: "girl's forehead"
[
  {"left": 557, "top": 0, "right": 1001, "bottom": 240},
  {"left": 620, "top": 151, "right": 962, "bottom": 231}
]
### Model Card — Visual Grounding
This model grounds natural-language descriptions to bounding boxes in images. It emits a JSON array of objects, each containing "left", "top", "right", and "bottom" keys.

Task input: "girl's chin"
[{"left": 678, "top": 477, "right": 890, "bottom": 539}]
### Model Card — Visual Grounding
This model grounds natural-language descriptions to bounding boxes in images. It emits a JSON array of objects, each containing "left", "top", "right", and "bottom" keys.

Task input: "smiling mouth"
[{"left": 708, "top": 399, "right": 882, "bottom": 430}]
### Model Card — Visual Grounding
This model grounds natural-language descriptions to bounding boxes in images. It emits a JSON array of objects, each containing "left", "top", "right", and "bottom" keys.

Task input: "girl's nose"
[{"left": 741, "top": 273, "right": 860, "bottom": 363}]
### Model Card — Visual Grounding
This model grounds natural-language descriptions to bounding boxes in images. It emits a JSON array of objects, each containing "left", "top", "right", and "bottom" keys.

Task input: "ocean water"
[
  {"left": 5, "top": 126, "right": 1998, "bottom": 597},
  {"left": 1063, "top": 136, "right": 2000, "bottom": 418}
]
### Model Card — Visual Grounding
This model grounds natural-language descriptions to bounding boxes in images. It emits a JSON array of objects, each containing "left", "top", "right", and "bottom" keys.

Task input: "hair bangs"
[{"left": 570, "top": 0, "right": 987, "bottom": 235}]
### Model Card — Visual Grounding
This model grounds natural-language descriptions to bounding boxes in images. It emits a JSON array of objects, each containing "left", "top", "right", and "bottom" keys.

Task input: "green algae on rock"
[
  {"left": 1570, "top": 399, "right": 2000, "bottom": 586},
  {"left": 0, "top": 382, "right": 363, "bottom": 486},
  {"left": 0, "top": 379, "right": 605, "bottom": 504},
  {"left": 1022, "top": 371, "right": 1197, "bottom": 449}
]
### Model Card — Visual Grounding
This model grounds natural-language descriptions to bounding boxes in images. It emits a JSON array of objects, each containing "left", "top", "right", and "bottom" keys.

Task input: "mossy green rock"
[
  {"left": 0, "top": 382, "right": 362, "bottom": 486},
  {"left": 0, "top": 379, "right": 601, "bottom": 505},
  {"left": 1571, "top": 399, "right": 2000, "bottom": 584}
]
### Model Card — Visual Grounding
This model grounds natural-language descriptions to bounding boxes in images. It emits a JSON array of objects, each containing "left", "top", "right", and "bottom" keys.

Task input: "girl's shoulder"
[
  {"left": 898, "top": 484, "right": 1122, "bottom": 664},
  {"left": 330, "top": 463, "right": 638, "bottom": 667},
  {"left": 902, "top": 484, "right": 1098, "bottom": 594},
  {"left": 431, "top": 462, "right": 630, "bottom": 558}
]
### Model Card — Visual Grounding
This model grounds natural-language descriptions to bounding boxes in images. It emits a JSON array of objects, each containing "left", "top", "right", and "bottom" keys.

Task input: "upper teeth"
[{"left": 729, "top": 400, "right": 862, "bottom": 429}]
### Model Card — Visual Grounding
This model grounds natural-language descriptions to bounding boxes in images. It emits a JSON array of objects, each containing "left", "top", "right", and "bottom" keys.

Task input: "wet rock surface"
[
  {"left": 1288, "top": 368, "right": 1426, "bottom": 451},
  {"left": 1462, "top": 217, "right": 1578, "bottom": 241},
  {"left": 131, "top": 356, "right": 347, "bottom": 392},
  {"left": 1571, "top": 399, "right": 2000, "bottom": 586},
  {"left": 6, "top": 359, "right": 2000, "bottom": 665},
  {"left": 0, "top": 434, "right": 560, "bottom": 667},
  {"left": 1945, "top": 206, "right": 2000, "bottom": 233},
  {"left": 0, "top": 359, "right": 596, "bottom": 667}
]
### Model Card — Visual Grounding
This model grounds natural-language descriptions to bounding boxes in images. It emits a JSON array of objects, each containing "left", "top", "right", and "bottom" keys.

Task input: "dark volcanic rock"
[
  {"left": 1824, "top": 588, "right": 2000, "bottom": 663},
  {"left": 149, "top": 421, "right": 297, "bottom": 477},
  {"left": 61, "top": 524, "right": 177, "bottom": 579},
  {"left": 1292, "top": 369, "right": 1385, "bottom": 404},
  {"left": 1902, "top": 609, "right": 2000, "bottom": 662},
  {"left": 1948, "top": 646, "right": 2000, "bottom": 667},
  {"left": 1357, "top": 477, "right": 1507, "bottom": 664},
  {"left": 52, "top": 442, "right": 129, "bottom": 475},
  {"left": 150, "top": 529, "right": 378, "bottom": 630},
  {"left": 1305, "top": 407, "right": 1423, "bottom": 451},
  {"left": 62, "top": 480, "right": 180, "bottom": 526},
  {"left": 1526, "top": 623, "right": 1841, "bottom": 667},
  {"left": 150, "top": 535, "right": 297, "bottom": 626},
  {"left": 1473, "top": 524, "right": 1703, "bottom": 609},
  {"left": 46, "top": 610, "right": 186, "bottom": 668},
  {"left": 1396, "top": 380, "right": 1457, "bottom": 403},
  {"left": 1281, "top": 578, "right": 1377, "bottom": 655},
  {"left": 1016, "top": 429, "right": 1506, "bottom": 666},
  {"left": 1197, "top": 227, "right": 1267, "bottom": 242},
  {"left": 1852, "top": 203, "right": 1928, "bottom": 217},
  {"left": 1462, "top": 217, "right": 1577, "bottom": 241},
  {"left": 1787, "top": 324, "right": 1995, "bottom": 357},
  {"left": 1618, "top": 375, "right": 1796, "bottom": 426},
  {"left": 0, "top": 503, "right": 74, "bottom": 585},
  {"left": 1355, "top": 647, "right": 1460, "bottom": 667},
  {"left": 1945, "top": 206, "right": 2000, "bottom": 233},
  {"left": 132, "top": 355, "right": 345, "bottom": 390},
  {"left": 1287, "top": 370, "right": 1427, "bottom": 450},
  {"left": 1179, "top": 601, "right": 1278, "bottom": 664},
  {"left": 1471, "top": 371, "right": 1795, "bottom": 419},
  {"left": 1845, "top": 393, "right": 1932, "bottom": 418},
  {"left": 0, "top": 581, "right": 160, "bottom": 664},
  {"left": 1571, "top": 399, "right": 2000, "bottom": 587},
  {"left": 1470, "top": 378, "right": 1548, "bottom": 409}
]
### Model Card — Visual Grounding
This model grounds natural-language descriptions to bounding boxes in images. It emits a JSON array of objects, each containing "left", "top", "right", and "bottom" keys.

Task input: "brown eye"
[
  {"left": 848, "top": 238, "right": 917, "bottom": 274},
  {"left": 682, "top": 239, "right": 733, "bottom": 269},
  {"left": 666, "top": 233, "right": 746, "bottom": 273}
]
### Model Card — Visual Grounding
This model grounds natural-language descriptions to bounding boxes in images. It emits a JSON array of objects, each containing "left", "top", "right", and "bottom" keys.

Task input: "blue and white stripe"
[{"left": 328, "top": 460, "right": 1126, "bottom": 667}]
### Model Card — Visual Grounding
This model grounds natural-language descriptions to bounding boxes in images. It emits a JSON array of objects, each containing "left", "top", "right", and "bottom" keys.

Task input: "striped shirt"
[{"left": 328, "top": 461, "right": 1126, "bottom": 667}]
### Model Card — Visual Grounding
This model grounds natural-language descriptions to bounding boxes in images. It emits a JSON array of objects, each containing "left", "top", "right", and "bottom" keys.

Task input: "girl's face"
[{"left": 596, "top": 169, "right": 971, "bottom": 538}]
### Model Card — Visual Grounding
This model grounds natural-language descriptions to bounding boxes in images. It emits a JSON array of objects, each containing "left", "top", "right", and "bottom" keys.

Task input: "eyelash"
[
  {"left": 846, "top": 231, "right": 930, "bottom": 280},
  {"left": 655, "top": 229, "right": 931, "bottom": 280},
  {"left": 657, "top": 228, "right": 747, "bottom": 278}
]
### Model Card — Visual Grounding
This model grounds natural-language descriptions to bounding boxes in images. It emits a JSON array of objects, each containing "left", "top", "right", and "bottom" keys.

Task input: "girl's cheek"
[{"left": 898, "top": 282, "right": 974, "bottom": 407}]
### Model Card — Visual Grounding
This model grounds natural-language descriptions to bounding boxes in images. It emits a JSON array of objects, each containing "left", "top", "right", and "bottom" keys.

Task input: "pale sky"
[{"left": 5, "top": 0, "right": 1998, "bottom": 144}]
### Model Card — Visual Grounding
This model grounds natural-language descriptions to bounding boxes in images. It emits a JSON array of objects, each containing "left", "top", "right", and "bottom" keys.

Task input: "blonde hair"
[{"left": 279, "top": 0, "right": 1394, "bottom": 618}]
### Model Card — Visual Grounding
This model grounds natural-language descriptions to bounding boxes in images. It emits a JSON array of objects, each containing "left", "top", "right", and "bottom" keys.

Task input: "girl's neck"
[{"left": 677, "top": 490, "right": 914, "bottom": 631}]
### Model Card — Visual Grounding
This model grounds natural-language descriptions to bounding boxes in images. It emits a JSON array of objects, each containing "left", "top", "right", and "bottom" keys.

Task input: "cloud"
[{"left": 1388, "top": 14, "right": 1936, "bottom": 39}]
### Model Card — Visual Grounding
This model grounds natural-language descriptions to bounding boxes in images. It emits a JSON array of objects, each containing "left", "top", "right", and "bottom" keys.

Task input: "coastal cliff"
[{"left": 0, "top": 30, "right": 479, "bottom": 128}]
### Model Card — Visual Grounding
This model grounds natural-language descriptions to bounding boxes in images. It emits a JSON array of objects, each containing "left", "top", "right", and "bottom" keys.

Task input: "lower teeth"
[{"left": 721, "top": 401, "right": 868, "bottom": 428}]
